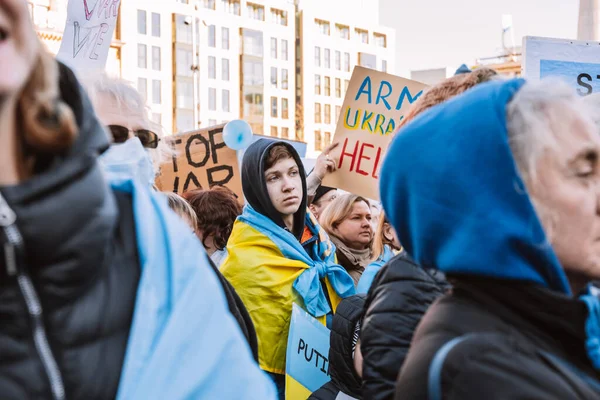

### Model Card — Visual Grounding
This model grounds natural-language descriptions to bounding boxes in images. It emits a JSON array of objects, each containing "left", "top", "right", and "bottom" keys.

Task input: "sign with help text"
[
  {"left": 155, "top": 125, "right": 244, "bottom": 202},
  {"left": 523, "top": 36, "right": 600, "bottom": 95},
  {"left": 323, "top": 67, "right": 427, "bottom": 200},
  {"left": 285, "top": 304, "right": 331, "bottom": 399},
  {"left": 57, "top": 0, "right": 121, "bottom": 71}
]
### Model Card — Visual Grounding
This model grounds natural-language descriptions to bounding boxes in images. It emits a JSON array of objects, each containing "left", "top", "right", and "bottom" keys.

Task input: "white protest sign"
[
  {"left": 523, "top": 36, "right": 600, "bottom": 95},
  {"left": 57, "top": 0, "right": 121, "bottom": 71}
]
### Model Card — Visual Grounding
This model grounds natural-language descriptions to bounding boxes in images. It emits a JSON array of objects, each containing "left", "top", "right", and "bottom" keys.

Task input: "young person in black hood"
[{"left": 222, "top": 140, "right": 356, "bottom": 399}]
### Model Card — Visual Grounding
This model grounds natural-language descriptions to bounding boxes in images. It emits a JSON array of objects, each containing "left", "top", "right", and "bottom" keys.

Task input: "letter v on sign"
[{"left": 83, "top": 0, "right": 100, "bottom": 21}]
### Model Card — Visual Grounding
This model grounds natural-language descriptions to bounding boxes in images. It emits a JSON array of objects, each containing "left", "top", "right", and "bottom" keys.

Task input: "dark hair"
[
  {"left": 264, "top": 144, "right": 294, "bottom": 170},
  {"left": 182, "top": 186, "right": 243, "bottom": 250}
]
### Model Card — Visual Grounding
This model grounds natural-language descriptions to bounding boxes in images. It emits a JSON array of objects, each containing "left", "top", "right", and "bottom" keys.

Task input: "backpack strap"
[{"left": 427, "top": 334, "right": 475, "bottom": 400}]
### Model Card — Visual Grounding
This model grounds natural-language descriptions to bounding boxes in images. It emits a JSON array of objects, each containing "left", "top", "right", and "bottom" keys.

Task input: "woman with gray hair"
[
  {"left": 381, "top": 78, "right": 600, "bottom": 399},
  {"left": 84, "top": 74, "right": 171, "bottom": 187}
]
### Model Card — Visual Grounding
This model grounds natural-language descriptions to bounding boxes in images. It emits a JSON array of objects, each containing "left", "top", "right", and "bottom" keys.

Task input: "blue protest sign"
[
  {"left": 540, "top": 60, "right": 600, "bottom": 95},
  {"left": 285, "top": 303, "right": 331, "bottom": 395}
]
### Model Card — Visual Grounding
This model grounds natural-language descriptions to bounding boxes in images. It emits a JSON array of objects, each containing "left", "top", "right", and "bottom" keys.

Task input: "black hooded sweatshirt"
[{"left": 241, "top": 139, "right": 307, "bottom": 240}]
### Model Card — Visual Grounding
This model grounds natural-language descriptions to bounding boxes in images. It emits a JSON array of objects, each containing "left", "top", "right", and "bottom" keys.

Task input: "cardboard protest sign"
[
  {"left": 155, "top": 125, "right": 243, "bottom": 201},
  {"left": 57, "top": 0, "right": 121, "bottom": 71},
  {"left": 323, "top": 67, "right": 427, "bottom": 200},
  {"left": 285, "top": 304, "right": 331, "bottom": 399},
  {"left": 523, "top": 36, "right": 600, "bottom": 95}
]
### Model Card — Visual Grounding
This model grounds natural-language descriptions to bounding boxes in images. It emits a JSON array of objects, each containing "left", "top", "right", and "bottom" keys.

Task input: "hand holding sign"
[{"left": 312, "top": 142, "right": 339, "bottom": 181}]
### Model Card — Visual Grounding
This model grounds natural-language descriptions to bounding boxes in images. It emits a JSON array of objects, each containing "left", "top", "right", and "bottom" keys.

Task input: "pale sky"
[{"left": 379, "top": 0, "right": 580, "bottom": 77}]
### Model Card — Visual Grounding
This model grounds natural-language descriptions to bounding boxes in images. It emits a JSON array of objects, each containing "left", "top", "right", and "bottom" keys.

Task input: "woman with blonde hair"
[
  {"left": 320, "top": 194, "right": 374, "bottom": 284},
  {"left": 356, "top": 213, "right": 401, "bottom": 293},
  {"left": 0, "top": 2, "right": 275, "bottom": 399}
]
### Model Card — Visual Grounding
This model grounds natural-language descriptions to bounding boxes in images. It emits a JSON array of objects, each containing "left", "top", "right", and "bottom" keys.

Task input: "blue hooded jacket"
[
  {"left": 380, "top": 78, "right": 572, "bottom": 295},
  {"left": 111, "top": 178, "right": 276, "bottom": 399}
]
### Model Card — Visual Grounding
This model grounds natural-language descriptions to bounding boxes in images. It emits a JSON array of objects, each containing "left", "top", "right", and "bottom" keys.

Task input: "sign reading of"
[
  {"left": 323, "top": 67, "right": 427, "bottom": 200},
  {"left": 285, "top": 304, "right": 331, "bottom": 399},
  {"left": 155, "top": 125, "right": 243, "bottom": 201},
  {"left": 523, "top": 36, "right": 600, "bottom": 95},
  {"left": 57, "top": 0, "right": 121, "bottom": 71}
]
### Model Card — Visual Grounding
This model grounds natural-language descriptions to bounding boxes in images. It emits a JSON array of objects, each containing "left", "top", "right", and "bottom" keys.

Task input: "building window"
[
  {"left": 335, "top": 50, "right": 341, "bottom": 70},
  {"left": 243, "top": 58, "right": 264, "bottom": 86},
  {"left": 203, "top": 0, "right": 216, "bottom": 9},
  {"left": 208, "top": 25, "right": 216, "bottom": 47},
  {"left": 271, "top": 8, "right": 287, "bottom": 26},
  {"left": 152, "top": 46, "right": 161, "bottom": 71},
  {"left": 324, "top": 77, "right": 330, "bottom": 96},
  {"left": 271, "top": 126, "right": 278, "bottom": 137},
  {"left": 374, "top": 33, "right": 387, "bottom": 48},
  {"left": 208, "top": 56, "right": 216, "bottom": 79},
  {"left": 152, "top": 113, "right": 162, "bottom": 125},
  {"left": 209, "top": 88, "right": 217, "bottom": 111},
  {"left": 282, "top": 127, "right": 289, "bottom": 139},
  {"left": 222, "top": 27, "right": 230, "bottom": 49},
  {"left": 281, "top": 39, "right": 288, "bottom": 61},
  {"left": 324, "top": 131, "right": 331, "bottom": 146},
  {"left": 176, "top": 111, "right": 194, "bottom": 133},
  {"left": 137, "top": 78, "right": 147, "bottom": 101},
  {"left": 324, "top": 49, "right": 330, "bottom": 69},
  {"left": 336, "top": 24, "right": 349, "bottom": 39},
  {"left": 315, "top": 103, "right": 321, "bottom": 123},
  {"left": 344, "top": 52, "right": 350, "bottom": 72},
  {"left": 176, "top": 46, "right": 193, "bottom": 77},
  {"left": 282, "top": 98, "right": 289, "bottom": 119},
  {"left": 152, "top": 80, "right": 162, "bottom": 104},
  {"left": 315, "top": 47, "right": 321, "bottom": 67},
  {"left": 271, "top": 67, "right": 278, "bottom": 87},
  {"left": 176, "top": 78, "right": 194, "bottom": 108},
  {"left": 271, "top": 37, "right": 277, "bottom": 59},
  {"left": 223, "top": 0, "right": 240, "bottom": 15},
  {"left": 222, "top": 89, "right": 230, "bottom": 112},
  {"left": 324, "top": 104, "right": 331, "bottom": 124},
  {"left": 315, "top": 130, "right": 323, "bottom": 151},
  {"left": 175, "top": 15, "right": 193, "bottom": 44},
  {"left": 137, "top": 44, "right": 147, "bottom": 68},
  {"left": 381, "top": 60, "right": 387, "bottom": 73},
  {"left": 359, "top": 52, "right": 377, "bottom": 69},
  {"left": 316, "top": 19, "right": 330, "bottom": 35},
  {"left": 335, "top": 78, "right": 341, "bottom": 98},
  {"left": 247, "top": 3, "right": 265, "bottom": 21},
  {"left": 222, "top": 58, "right": 230, "bottom": 81},
  {"left": 356, "top": 28, "right": 369, "bottom": 44},
  {"left": 315, "top": 75, "right": 321, "bottom": 95},
  {"left": 137, "top": 10, "right": 146, "bottom": 35},
  {"left": 271, "top": 97, "right": 278, "bottom": 117},
  {"left": 335, "top": 106, "right": 341, "bottom": 122},
  {"left": 151, "top": 13, "right": 160, "bottom": 37},
  {"left": 242, "top": 28, "right": 263, "bottom": 57},
  {"left": 282, "top": 69, "right": 289, "bottom": 90}
]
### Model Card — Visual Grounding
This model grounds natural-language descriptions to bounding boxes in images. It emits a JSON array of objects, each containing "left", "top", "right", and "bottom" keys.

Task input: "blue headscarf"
[{"left": 380, "top": 78, "right": 570, "bottom": 294}]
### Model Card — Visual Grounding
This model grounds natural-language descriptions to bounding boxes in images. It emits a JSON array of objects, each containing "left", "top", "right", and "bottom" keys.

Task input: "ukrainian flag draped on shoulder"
[{"left": 222, "top": 205, "right": 356, "bottom": 374}]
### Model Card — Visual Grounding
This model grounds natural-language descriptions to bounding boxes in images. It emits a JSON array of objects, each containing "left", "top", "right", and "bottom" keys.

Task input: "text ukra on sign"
[
  {"left": 57, "top": 0, "right": 121, "bottom": 70},
  {"left": 155, "top": 125, "right": 244, "bottom": 202},
  {"left": 323, "top": 67, "right": 428, "bottom": 200}
]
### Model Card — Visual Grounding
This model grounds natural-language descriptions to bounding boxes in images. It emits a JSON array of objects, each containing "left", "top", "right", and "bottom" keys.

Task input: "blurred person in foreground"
[
  {"left": 360, "top": 68, "right": 495, "bottom": 400},
  {"left": 0, "top": 2, "right": 275, "bottom": 399},
  {"left": 320, "top": 194, "right": 374, "bottom": 285},
  {"left": 183, "top": 186, "right": 242, "bottom": 268},
  {"left": 384, "top": 78, "right": 600, "bottom": 399},
  {"left": 221, "top": 140, "right": 356, "bottom": 398}
]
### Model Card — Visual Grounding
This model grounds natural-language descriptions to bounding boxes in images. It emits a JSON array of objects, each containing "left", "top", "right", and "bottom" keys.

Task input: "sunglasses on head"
[{"left": 108, "top": 125, "right": 160, "bottom": 149}]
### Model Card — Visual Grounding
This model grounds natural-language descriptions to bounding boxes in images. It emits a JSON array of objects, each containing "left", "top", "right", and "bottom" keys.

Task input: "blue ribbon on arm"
[{"left": 239, "top": 205, "right": 356, "bottom": 317}]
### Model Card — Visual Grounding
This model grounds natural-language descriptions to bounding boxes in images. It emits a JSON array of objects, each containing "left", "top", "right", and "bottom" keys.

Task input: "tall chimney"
[{"left": 578, "top": 0, "right": 600, "bottom": 40}]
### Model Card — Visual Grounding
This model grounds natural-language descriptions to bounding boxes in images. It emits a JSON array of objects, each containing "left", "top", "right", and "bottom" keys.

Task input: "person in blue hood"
[
  {"left": 0, "top": 4, "right": 275, "bottom": 399},
  {"left": 381, "top": 78, "right": 600, "bottom": 399}
]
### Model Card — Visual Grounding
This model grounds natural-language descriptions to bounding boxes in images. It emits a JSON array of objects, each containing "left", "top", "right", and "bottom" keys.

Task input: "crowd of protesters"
[{"left": 3, "top": 1, "right": 600, "bottom": 399}]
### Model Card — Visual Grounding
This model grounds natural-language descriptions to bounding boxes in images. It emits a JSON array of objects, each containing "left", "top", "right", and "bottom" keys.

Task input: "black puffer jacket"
[
  {"left": 361, "top": 253, "right": 449, "bottom": 400},
  {"left": 310, "top": 295, "right": 366, "bottom": 400},
  {"left": 0, "top": 64, "right": 139, "bottom": 399},
  {"left": 396, "top": 277, "right": 600, "bottom": 399}
]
